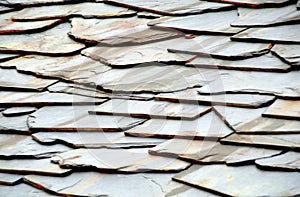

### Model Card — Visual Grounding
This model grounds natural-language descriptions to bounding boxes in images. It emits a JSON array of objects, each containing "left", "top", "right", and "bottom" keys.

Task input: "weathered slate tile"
[
  {"left": 149, "top": 10, "right": 244, "bottom": 35},
  {"left": 173, "top": 164, "right": 300, "bottom": 197},
  {"left": 232, "top": 24, "right": 300, "bottom": 44},
  {"left": 0, "top": 68, "right": 57, "bottom": 91},
  {"left": 12, "top": 2, "right": 135, "bottom": 21},
  {"left": 221, "top": 133, "right": 300, "bottom": 150},
  {"left": 0, "top": 134, "right": 71, "bottom": 158},
  {"left": 0, "top": 0, "right": 82, "bottom": 7},
  {"left": 0, "top": 113, "right": 30, "bottom": 133},
  {"left": 0, "top": 23, "right": 85, "bottom": 55},
  {"left": 204, "top": 0, "right": 292, "bottom": 7},
  {"left": 149, "top": 138, "right": 281, "bottom": 165},
  {"left": 0, "top": 91, "right": 107, "bottom": 107},
  {"left": 2, "top": 106, "right": 37, "bottom": 116},
  {"left": 32, "top": 131, "right": 164, "bottom": 148},
  {"left": 28, "top": 106, "right": 146, "bottom": 132},
  {"left": 263, "top": 99, "right": 300, "bottom": 120},
  {"left": 272, "top": 44, "right": 300, "bottom": 66},
  {"left": 101, "top": 0, "right": 233, "bottom": 16},
  {"left": 167, "top": 35, "right": 271, "bottom": 59},
  {"left": 90, "top": 99, "right": 211, "bottom": 120},
  {"left": 0, "top": 158, "right": 71, "bottom": 175},
  {"left": 70, "top": 17, "right": 182, "bottom": 45},
  {"left": 125, "top": 111, "right": 233, "bottom": 139},
  {"left": 0, "top": 183, "right": 57, "bottom": 196},
  {"left": 52, "top": 148, "right": 190, "bottom": 172},
  {"left": 255, "top": 151, "right": 300, "bottom": 171},
  {"left": 187, "top": 53, "right": 291, "bottom": 72},
  {"left": 0, "top": 172, "right": 22, "bottom": 185},
  {"left": 155, "top": 89, "right": 275, "bottom": 108}
]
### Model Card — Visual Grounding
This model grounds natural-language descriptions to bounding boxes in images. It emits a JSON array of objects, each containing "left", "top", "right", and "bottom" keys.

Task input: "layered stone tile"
[
  {"left": 272, "top": 44, "right": 300, "bottom": 66},
  {"left": 263, "top": 99, "right": 300, "bottom": 120}
]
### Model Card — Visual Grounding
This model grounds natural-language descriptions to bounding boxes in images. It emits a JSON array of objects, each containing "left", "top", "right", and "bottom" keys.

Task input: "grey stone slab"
[
  {"left": 12, "top": 2, "right": 135, "bottom": 21},
  {"left": 90, "top": 99, "right": 211, "bottom": 120},
  {"left": 52, "top": 148, "right": 190, "bottom": 172},
  {"left": 255, "top": 151, "right": 300, "bottom": 171},
  {"left": 149, "top": 10, "right": 244, "bottom": 35},
  {"left": 272, "top": 44, "right": 300, "bottom": 66},
  {"left": 101, "top": 0, "right": 233, "bottom": 16},
  {"left": 2, "top": 107, "right": 37, "bottom": 116},
  {"left": 204, "top": 0, "right": 292, "bottom": 7},
  {"left": 125, "top": 111, "right": 233, "bottom": 139},
  {"left": 173, "top": 164, "right": 300, "bottom": 196},
  {"left": 155, "top": 89, "right": 275, "bottom": 108},
  {"left": 232, "top": 24, "right": 300, "bottom": 44},
  {"left": 0, "top": 172, "right": 22, "bottom": 185},
  {"left": 28, "top": 105, "right": 146, "bottom": 132},
  {"left": 0, "top": 113, "right": 30, "bottom": 133},
  {"left": 263, "top": 99, "right": 300, "bottom": 120},
  {"left": 0, "top": 22, "right": 85, "bottom": 55},
  {"left": 150, "top": 138, "right": 281, "bottom": 165},
  {"left": 0, "top": 183, "right": 57, "bottom": 197}
]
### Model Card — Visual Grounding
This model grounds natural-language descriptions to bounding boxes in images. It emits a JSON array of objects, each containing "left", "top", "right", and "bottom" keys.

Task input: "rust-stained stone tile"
[
  {"left": 90, "top": 99, "right": 211, "bottom": 120},
  {"left": 149, "top": 10, "right": 244, "bottom": 35},
  {"left": 0, "top": 158, "right": 71, "bottom": 175},
  {"left": 0, "top": 113, "right": 30, "bottom": 133},
  {"left": 2, "top": 106, "right": 37, "bottom": 116},
  {"left": 149, "top": 138, "right": 281, "bottom": 165},
  {"left": 28, "top": 106, "right": 146, "bottom": 132},
  {"left": 263, "top": 99, "right": 300, "bottom": 120},
  {"left": 0, "top": 183, "right": 58, "bottom": 196},
  {"left": 221, "top": 133, "right": 300, "bottom": 150},
  {"left": 70, "top": 17, "right": 182, "bottom": 45},
  {"left": 173, "top": 164, "right": 300, "bottom": 197},
  {"left": 0, "top": 68, "right": 57, "bottom": 91},
  {"left": 272, "top": 44, "right": 300, "bottom": 66},
  {"left": 52, "top": 148, "right": 190, "bottom": 172},
  {"left": 0, "top": 22, "right": 85, "bottom": 55},
  {"left": 232, "top": 24, "right": 300, "bottom": 44},
  {"left": 32, "top": 131, "right": 164, "bottom": 148},
  {"left": 0, "top": 134, "right": 71, "bottom": 158},
  {"left": 205, "top": 0, "right": 292, "bottom": 7},
  {"left": 125, "top": 111, "right": 233, "bottom": 139},
  {"left": 0, "top": 172, "right": 22, "bottom": 185},
  {"left": 231, "top": 5, "right": 300, "bottom": 27},
  {"left": 101, "top": 0, "right": 233, "bottom": 16},
  {"left": 0, "top": 91, "right": 107, "bottom": 107},
  {"left": 12, "top": 2, "right": 135, "bottom": 21},
  {"left": 187, "top": 53, "right": 291, "bottom": 72},
  {"left": 255, "top": 151, "right": 300, "bottom": 171}
]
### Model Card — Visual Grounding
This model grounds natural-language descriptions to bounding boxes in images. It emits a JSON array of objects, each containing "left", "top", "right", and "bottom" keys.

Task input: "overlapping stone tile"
[
  {"left": 101, "top": 0, "right": 233, "bottom": 16},
  {"left": 263, "top": 99, "right": 300, "bottom": 120},
  {"left": 0, "top": 183, "right": 57, "bottom": 196},
  {"left": 149, "top": 138, "right": 281, "bottom": 165},
  {"left": 0, "top": 6, "right": 15, "bottom": 13},
  {"left": 0, "top": 134, "right": 71, "bottom": 158},
  {"left": 0, "top": 22, "right": 85, "bottom": 55},
  {"left": 2, "top": 107, "right": 37, "bottom": 116},
  {"left": 12, "top": 2, "right": 135, "bottom": 21},
  {"left": 0, "top": 53, "right": 20, "bottom": 62},
  {"left": 149, "top": 10, "right": 244, "bottom": 35},
  {"left": 90, "top": 99, "right": 211, "bottom": 120},
  {"left": 173, "top": 164, "right": 300, "bottom": 196},
  {"left": 255, "top": 151, "right": 300, "bottom": 171},
  {"left": 32, "top": 131, "right": 164, "bottom": 148},
  {"left": 125, "top": 111, "right": 233, "bottom": 139},
  {"left": 0, "top": 172, "right": 22, "bottom": 185},
  {"left": 205, "top": 0, "right": 292, "bottom": 7},
  {"left": 52, "top": 148, "right": 190, "bottom": 172},
  {"left": 221, "top": 133, "right": 300, "bottom": 150},
  {"left": 0, "top": 113, "right": 30, "bottom": 133},
  {"left": 232, "top": 24, "right": 300, "bottom": 44},
  {"left": 70, "top": 17, "right": 182, "bottom": 45},
  {"left": 0, "top": 0, "right": 82, "bottom": 7},
  {"left": 272, "top": 44, "right": 300, "bottom": 66},
  {"left": 28, "top": 105, "right": 146, "bottom": 132},
  {"left": 137, "top": 11, "right": 161, "bottom": 19}
]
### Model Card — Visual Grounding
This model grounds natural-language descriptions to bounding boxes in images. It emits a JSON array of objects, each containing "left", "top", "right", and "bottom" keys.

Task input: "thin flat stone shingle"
[
  {"left": 263, "top": 99, "right": 300, "bottom": 120},
  {"left": 271, "top": 44, "right": 300, "bottom": 66}
]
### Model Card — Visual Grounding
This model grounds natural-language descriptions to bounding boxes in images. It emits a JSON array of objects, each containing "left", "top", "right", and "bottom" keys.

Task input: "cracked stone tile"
[
  {"left": 149, "top": 138, "right": 281, "bottom": 165},
  {"left": 52, "top": 148, "right": 190, "bottom": 172},
  {"left": 32, "top": 131, "right": 165, "bottom": 148},
  {"left": 167, "top": 35, "right": 271, "bottom": 59},
  {"left": 90, "top": 99, "right": 211, "bottom": 120},
  {"left": 0, "top": 134, "right": 71, "bottom": 158},
  {"left": 155, "top": 89, "right": 275, "bottom": 108},
  {"left": 232, "top": 24, "right": 300, "bottom": 44},
  {"left": 125, "top": 111, "right": 233, "bottom": 139},
  {"left": 204, "top": 0, "right": 292, "bottom": 7},
  {"left": 263, "top": 99, "right": 300, "bottom": 120},
  {"left": 0, "top": 113, "right": 30, "bottom": 133},
  {"left": 272, "top": 44, "right": 300, "bottom": 66},
  {"left": 0, "top": 158, "right": 71, "bottom": 175},
  {"left": 12, "top": 2, "right": 135, "bottom": 21},
  {"left": 0, "top": 172, "right": 22, "bottom": 185},
  {"left": 231, "top": 4, "right": 300, "bottom": 27},
  {"left": 0, "top": 183, "right": 58, "bottom": 196},
  {"left": 173, "top": 164, "right": 300, "bottom": 197},
  {"left": 0, "top": 22, "right": 85, "bottom": 55},
  {"left": 221, "top": 133, "right": 300, "bottom": 150},
  {"left": 255, "top": 151, "right": 300, "bottom": 171},
  {"left": 187, "top": 53, "right": 291, "bottom": 72},
  {"left": 28, "top": 105, "right": 146, "bottom": 132},
  {"left": 0, "top": 91, "right": 107, "bottom": 107},
  {"left": 69, "top": 17, "right": 182, "bottom": 45},
  {"left": 0, "top": 0, "right": 83, "bottom": 7},
  {"left": 100, "top": 0, "right": 233, "bottom": 16},
  {"left": 2, "top": 106, "right": 37, "bottom": 116},
  {"left": 149, "top": 10, "right": 244, "bottom": 35},
  {"left": 0, "top": 68, "right": 57, "bottom": 91}
]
